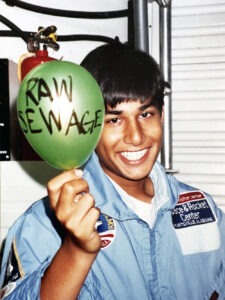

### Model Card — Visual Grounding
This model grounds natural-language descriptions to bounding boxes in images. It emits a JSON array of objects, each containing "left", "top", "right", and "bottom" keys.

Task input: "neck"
[{"left": 110, "top": 175, "right": 154, "bottom": 204}]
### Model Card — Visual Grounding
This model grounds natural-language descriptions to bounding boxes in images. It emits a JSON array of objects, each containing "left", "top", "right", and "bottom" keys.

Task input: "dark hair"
[{"left": 81, "top": 41, "right": 165, "bottom": 113}]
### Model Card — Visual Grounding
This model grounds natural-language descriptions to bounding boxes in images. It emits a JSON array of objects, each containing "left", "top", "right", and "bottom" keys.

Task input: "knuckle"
[
  {"left": 47, "top": 179, "right": 55, "bottom": 193},
  {"left": 62, "top": 179, "right": 89, "bottom": 195},
  {"left": 61, "top": 182, "right": 74, "bottom": 194},
  {"left": 83, "top": 193, "right": 95, "bottom": 206},
  {"left": 80, "top": 180, "right": 89, "bottom": 192}
]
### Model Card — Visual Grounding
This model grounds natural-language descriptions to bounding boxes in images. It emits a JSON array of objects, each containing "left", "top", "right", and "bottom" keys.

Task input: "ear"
[{"left": 160, "top": 106, "right": 164, "bottom": 125}]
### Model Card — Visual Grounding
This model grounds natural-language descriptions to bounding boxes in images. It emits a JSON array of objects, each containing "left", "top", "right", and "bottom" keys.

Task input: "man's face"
[{"left": 95, "top": 99, "right": 164, "bottom": 186}]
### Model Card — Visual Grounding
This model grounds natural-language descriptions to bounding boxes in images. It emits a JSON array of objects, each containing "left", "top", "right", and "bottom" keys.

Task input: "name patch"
[{"left": 172, "top": 191, "right": 216, "bottom": 229}]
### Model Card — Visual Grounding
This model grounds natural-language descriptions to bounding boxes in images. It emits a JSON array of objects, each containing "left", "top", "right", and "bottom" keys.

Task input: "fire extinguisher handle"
[{"left": 38, "top": 26, "right": 57, "bottom": 38}]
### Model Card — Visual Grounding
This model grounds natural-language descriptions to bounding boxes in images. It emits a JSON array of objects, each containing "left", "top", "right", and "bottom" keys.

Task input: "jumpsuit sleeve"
[
  {"left": 0, "top": 257, "right": 51, "bottom": 300},
  {"left": 214, "top": 207, "right": 225, "bottom": 297},
  {"left": 0, "top": 199, "right": 62, "bottom": 300},
  {"left": 206, "top": 198, "right": 225, "bottom": 298}
]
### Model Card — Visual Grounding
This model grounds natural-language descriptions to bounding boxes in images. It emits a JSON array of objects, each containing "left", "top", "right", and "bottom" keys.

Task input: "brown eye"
[
  {"left": 111, "top": 118, "right": 119, "bottom": 123},
  {"left": 140, "top": 112, "right": 152, "bottom": 119},
  {"left": 106, "top": 117, "right": 120, "bottom": 124}
]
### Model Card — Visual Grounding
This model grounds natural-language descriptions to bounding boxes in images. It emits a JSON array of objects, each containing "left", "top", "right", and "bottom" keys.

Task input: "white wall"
[
  {"left": 0, "top": 0, "right": 128, "bottom": 63},
  {"left": 0, "top": 0, "right": 129, "bottom": 242}
]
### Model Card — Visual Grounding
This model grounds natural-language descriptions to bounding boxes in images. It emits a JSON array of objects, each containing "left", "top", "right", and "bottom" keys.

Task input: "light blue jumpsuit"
[{"left": 1, "top": 153, "right": 225, "bottom": 299}]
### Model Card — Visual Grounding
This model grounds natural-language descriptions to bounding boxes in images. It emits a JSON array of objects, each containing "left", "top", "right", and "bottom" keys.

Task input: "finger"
[
  {"left": 55, "top": 179, "right": 89, "bottom": 216},
  {"left": 56, "top": 192, "right": 95, "bottom": 228},
  {"left": 71, "top": 207, "right": 101, "bottom": 253},
  {"left": 71, "top": 193, "right": 95, "bottom": 221},
  {"left": 75, "top": 207, "right": 101, "bottom": 240},
  {"left": 56, "top": 192, "right": 97, "bottom": 230},
  {"left": 48, "top": 169, "right": 83, "bottom": 194},
  {"left": 47, "top": 169, "right": 85, "bottom": 209},
  {"left": 83, "top": 207, "right": 101, "bottom": 233},
  {"left": 73, "top": 193, "right": 83, "bottom": 204}
]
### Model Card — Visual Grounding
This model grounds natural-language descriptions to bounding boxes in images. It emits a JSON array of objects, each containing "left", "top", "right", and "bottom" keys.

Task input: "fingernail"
[{"left": 74, "top": 169, "right": 83, "bottom": 177}]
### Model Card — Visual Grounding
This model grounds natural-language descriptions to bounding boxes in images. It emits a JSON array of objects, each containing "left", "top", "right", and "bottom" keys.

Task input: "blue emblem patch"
[
  {"left": 97, "top": 213, "right": 116, "bottom": 249},
  {"left": 172, "top": 191, "right": 216, "bottom": 229}
]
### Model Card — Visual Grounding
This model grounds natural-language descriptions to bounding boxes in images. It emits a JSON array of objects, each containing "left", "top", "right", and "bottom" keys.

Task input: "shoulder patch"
[
  {"left": 2, "top": 238, "right": 24, "bottom": 287},
  {"left": 97, "top": 213, "right": 116, "bottom": 249},
  {"left": 0, "top": 282, "right": 16, "bottom": 299}
]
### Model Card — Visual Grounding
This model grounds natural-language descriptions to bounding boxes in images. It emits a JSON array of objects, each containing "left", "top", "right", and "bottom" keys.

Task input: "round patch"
[{"left": 97, "top": 213, "right": 116, "bottom": 249}]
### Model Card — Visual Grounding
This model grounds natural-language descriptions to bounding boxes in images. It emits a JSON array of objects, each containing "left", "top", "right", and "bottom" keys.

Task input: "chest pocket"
[{"left": 171, "top": 191, "right": 220, "bottom": 255}]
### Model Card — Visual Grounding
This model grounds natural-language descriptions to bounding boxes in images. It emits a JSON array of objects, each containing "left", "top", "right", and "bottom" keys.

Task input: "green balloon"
[{"left": 17, "top": 60, "right": 104, "bottom": 170}]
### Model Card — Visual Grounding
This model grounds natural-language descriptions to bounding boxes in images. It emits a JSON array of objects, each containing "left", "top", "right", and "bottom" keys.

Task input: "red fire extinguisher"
[
  {"left": 18, "top": 25, "right": 60, "bottom": 82},
  {"left": 17, "top": 26, "right": 60, "bottom": 160}
]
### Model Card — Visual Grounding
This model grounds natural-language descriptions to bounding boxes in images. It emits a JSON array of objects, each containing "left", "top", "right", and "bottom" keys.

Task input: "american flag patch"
[{"left": 97, "top": 213, "right": 116, "bottom": 249}]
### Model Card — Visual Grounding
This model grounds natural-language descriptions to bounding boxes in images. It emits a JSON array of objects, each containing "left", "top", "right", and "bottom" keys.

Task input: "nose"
[{"left": 124, "top": 119, "right": 145, "bottom": 145}]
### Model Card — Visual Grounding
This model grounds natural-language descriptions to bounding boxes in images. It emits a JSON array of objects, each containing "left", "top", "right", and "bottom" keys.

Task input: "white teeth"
[{"left": 121, "top": 149, "right": 147, "bottom": 161}]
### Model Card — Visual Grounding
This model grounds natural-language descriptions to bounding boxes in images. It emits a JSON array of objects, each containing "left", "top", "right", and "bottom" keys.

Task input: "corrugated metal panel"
[{"left": 172, "top": 0, "right": 225, "bottom": 210}]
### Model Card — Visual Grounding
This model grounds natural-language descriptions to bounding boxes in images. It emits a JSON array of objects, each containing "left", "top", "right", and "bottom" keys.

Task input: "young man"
[{"left": 1, "top": 42, "right": 225, "bottom": 300}]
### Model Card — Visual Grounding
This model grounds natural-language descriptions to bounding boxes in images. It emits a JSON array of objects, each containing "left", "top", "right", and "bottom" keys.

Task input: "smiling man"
[
  {"left": 96, "top": 100, "right": 163, "bottom": 203},
  {"left": 1, "top": 41, "right": 225, "bottom": 300}
]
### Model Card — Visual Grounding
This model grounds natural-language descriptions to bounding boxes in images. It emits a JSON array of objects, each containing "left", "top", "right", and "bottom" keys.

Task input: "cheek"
[
  {"left": 157, "top": 128, "right": 164, "bottom": 143},
  {"left": 145, "top": 122, "right": 163, "bottom": 140},
  {"left": 158, "top": 125, "right": 163, "bottom": 138},
  {"left": 96, "top": 131, "right": 113, "bottom": 155},
  {"left": 97, "top": 127, "right": 121, "bottom": 148}
]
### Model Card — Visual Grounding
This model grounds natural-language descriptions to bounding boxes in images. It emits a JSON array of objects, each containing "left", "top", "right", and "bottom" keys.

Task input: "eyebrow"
[
  {"left": 105, "top": 110, "right": 122, "bottom": 115},
  {"left": 140, "top": 103, "right": 153, "bottom": 111},
  {"left": 105, "top": 103, "right": 154, "bottom": 115}
]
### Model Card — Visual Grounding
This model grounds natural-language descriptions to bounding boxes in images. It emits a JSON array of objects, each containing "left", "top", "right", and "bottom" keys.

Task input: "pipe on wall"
[
  {"left": 159, "top": 1, "right": 174, "bottom": 172},
  {"left": 133, "top": 0, "right": 174, "bottom": 172},
  {"left": 132, "top": 0, "right": 149, "bottom": 52}
]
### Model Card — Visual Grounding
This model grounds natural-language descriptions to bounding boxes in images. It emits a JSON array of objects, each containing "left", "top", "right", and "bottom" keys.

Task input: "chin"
[{"left": 124, "top": 170, "right": 150, "bottom": 181}]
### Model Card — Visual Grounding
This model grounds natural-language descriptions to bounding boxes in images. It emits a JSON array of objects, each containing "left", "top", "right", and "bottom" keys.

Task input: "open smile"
[{"left": 120, "top": 149, "right": 148, "bottom": 161}]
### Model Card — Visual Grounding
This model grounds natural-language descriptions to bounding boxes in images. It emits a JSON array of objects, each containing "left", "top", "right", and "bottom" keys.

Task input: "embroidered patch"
[
  {"left": 0, "top": 282, "right": 17, "bottom": 299},
  {"left": 172, "top": 191, "right": 220, "bottom": 255},
  {"left": 2, "top": 239, "right": 24, "bottom": 287},
  {"left": 172, "top": 191, "right": 216, "bottom": 229},
  {"left": 97, "top": 213, "right": 116, "bottom": 249}
]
